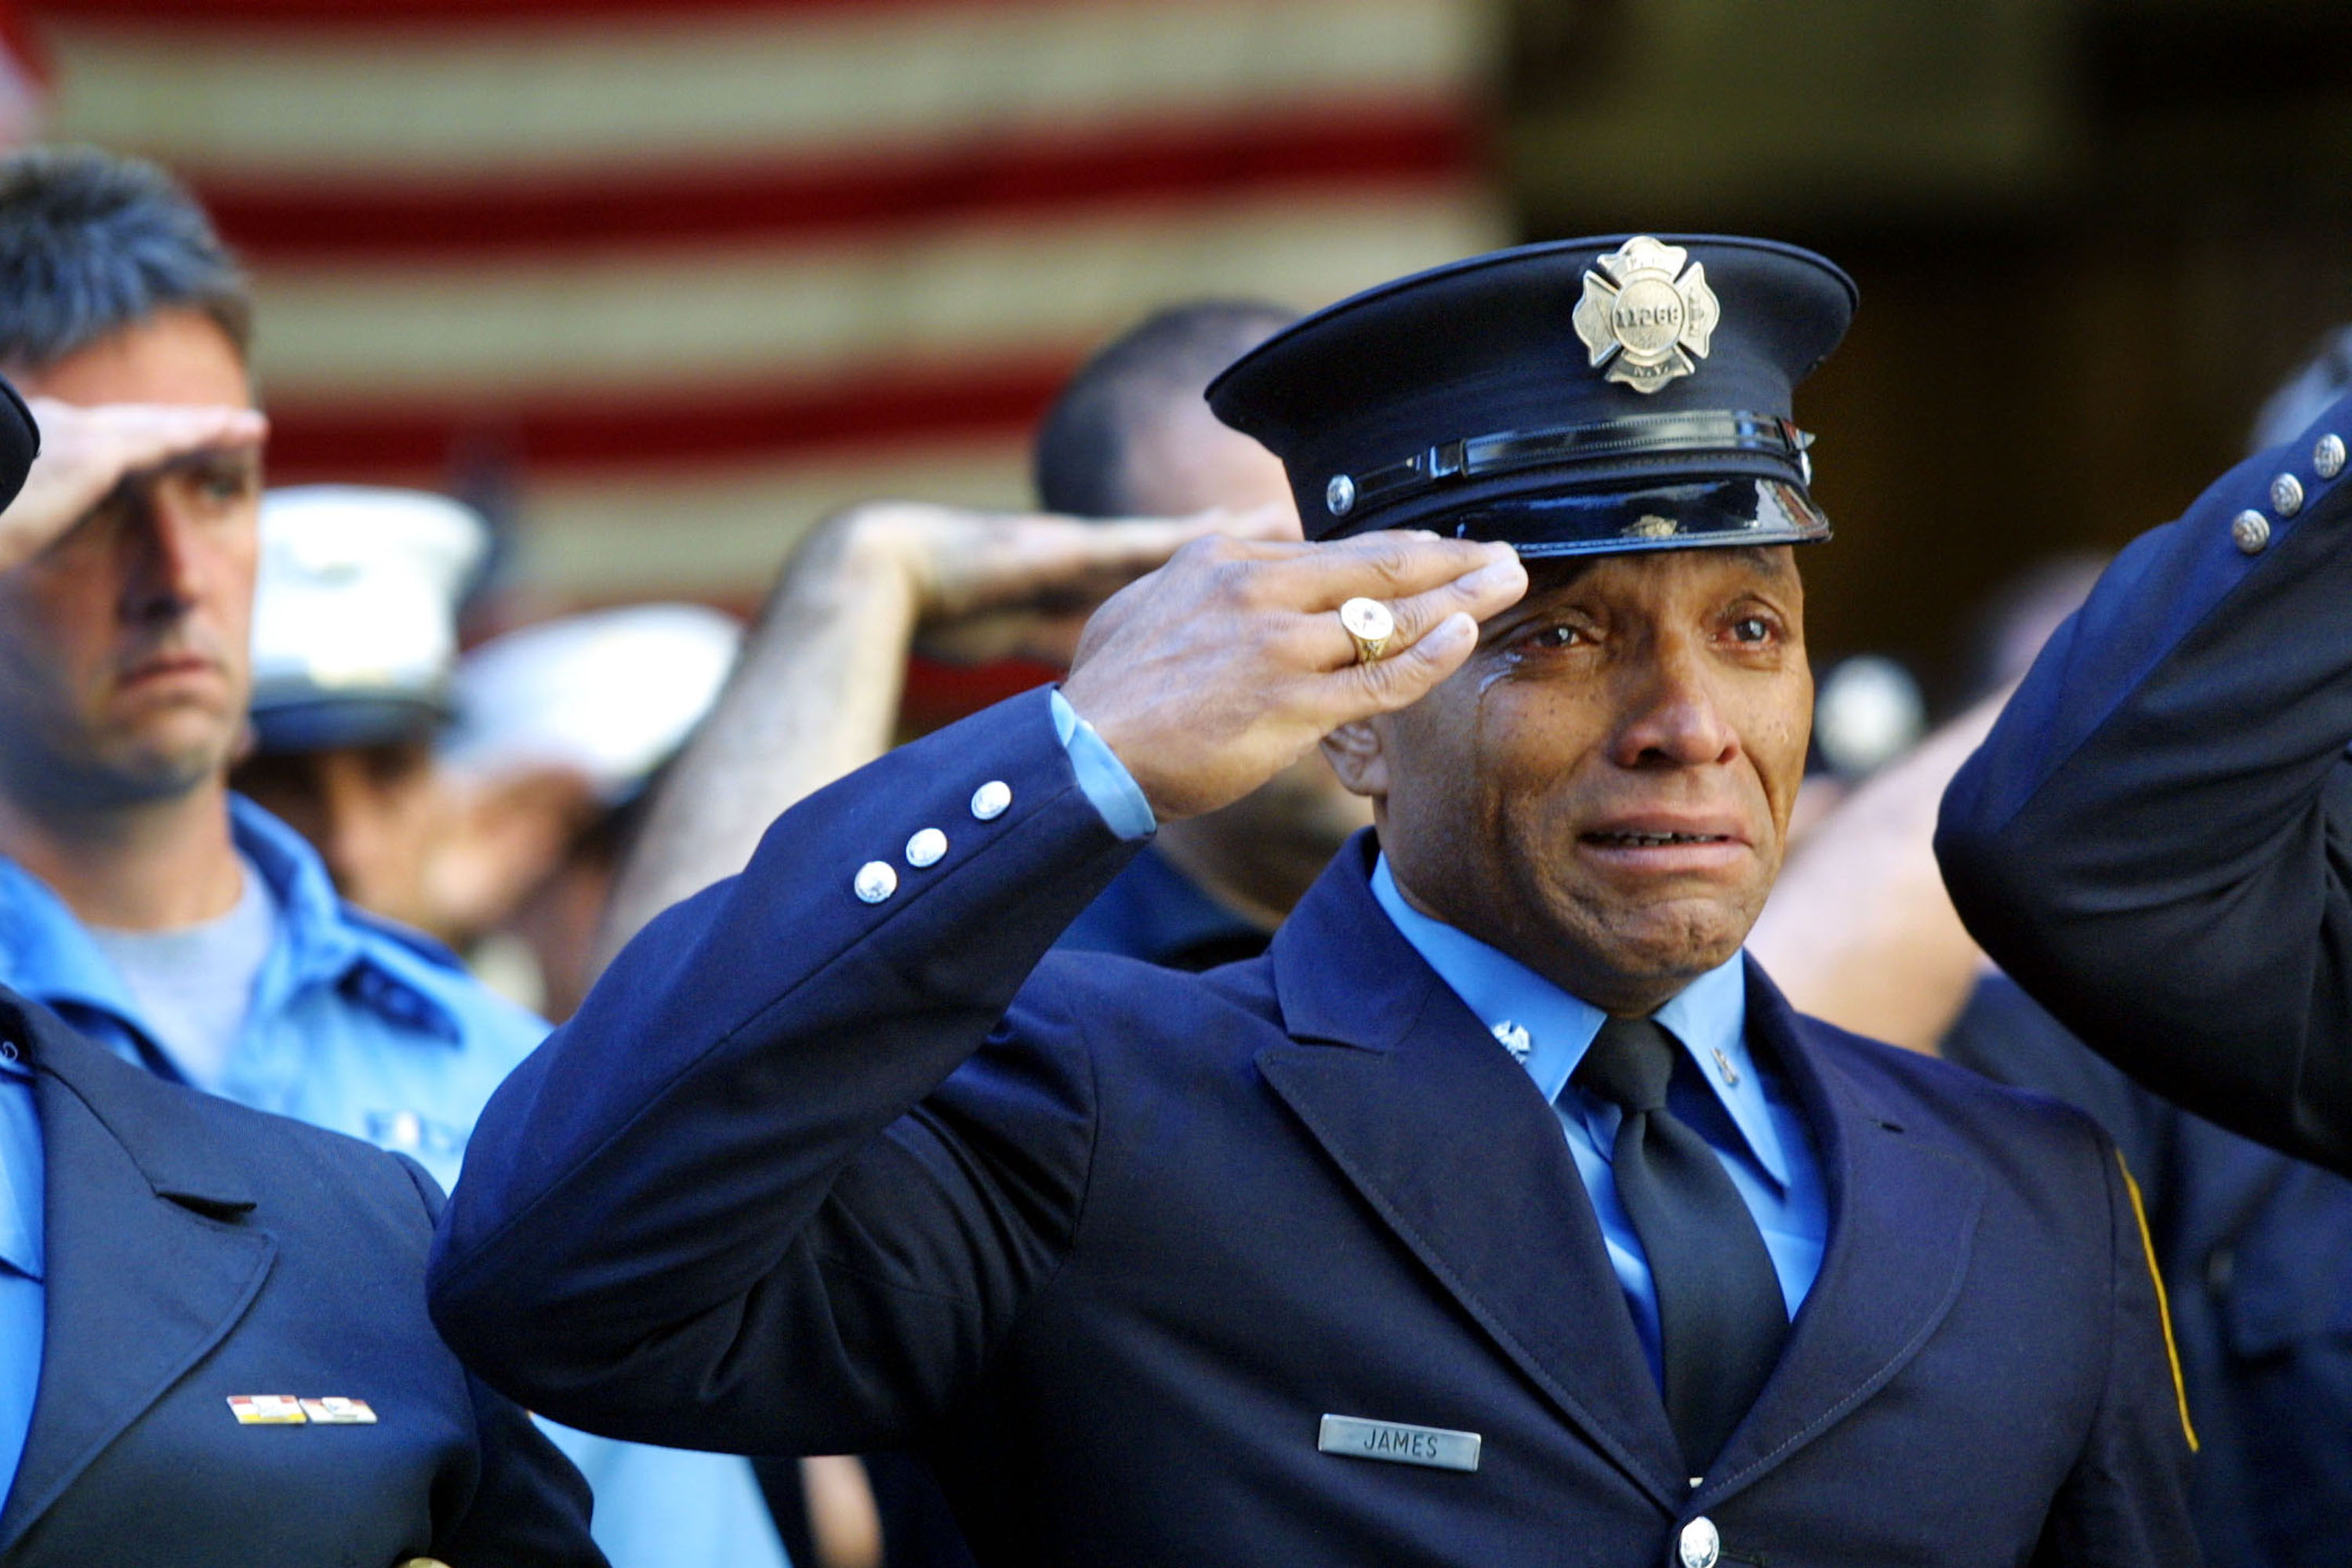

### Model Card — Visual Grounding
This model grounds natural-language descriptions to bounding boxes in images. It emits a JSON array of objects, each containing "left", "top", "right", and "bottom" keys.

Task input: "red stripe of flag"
[
  {"left": 257, "top": 354, "right": 1078, "bottom": 481},
  {"left": 205, "top": 106, "right": 1482, "bottom": 263},
  {"left": 0, "top": 2, "right": 50, "bottom": 87}
]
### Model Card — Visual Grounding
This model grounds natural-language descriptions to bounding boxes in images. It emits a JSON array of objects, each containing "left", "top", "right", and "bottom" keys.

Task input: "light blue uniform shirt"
[
  {"left": 0, "top": 797, "right": 541, "bottom": 1192},
  {"left": 0, "top": 1050, "right": 41, "bottom": 1509},
  {"left": 0, "top": 796, "right": 789, "bottom": 1568},
  {"left": 1370, "top": 856, "right": 1827, "bottom": 1385}
]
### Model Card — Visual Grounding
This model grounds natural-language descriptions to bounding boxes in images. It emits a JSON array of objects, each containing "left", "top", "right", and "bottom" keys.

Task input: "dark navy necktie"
[{"left": 1573, "top": 1015, "right": 1788, "bottom": 1475}]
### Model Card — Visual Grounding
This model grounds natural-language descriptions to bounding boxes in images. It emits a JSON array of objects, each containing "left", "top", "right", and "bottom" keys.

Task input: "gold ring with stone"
[{"left": 1339, "top": 597, "right": 1396, "bottom": 664}]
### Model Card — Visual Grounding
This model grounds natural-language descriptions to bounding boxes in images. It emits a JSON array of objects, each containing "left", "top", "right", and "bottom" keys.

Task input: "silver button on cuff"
[
  {"left": 1679, "top": 1515, "right": 1722, "bottom": 1568},
  {"left": 906, "top": 827, "right": 947, "bottom": 868},
  {"left": 2317, "top": 433, "right": 2346, "bottom": 480},
  {"left": 970, "top": 780, "right": 1012, "bottom": 821},
  {"left": 2271, "top": 473, "right": 2306, "bottom": 517},
  {"left": 853, "top": 861, "right": 898, "bottom": 904},
  {"left": 1326, "top": 474, "right": 1356, "bottom": 517},
  {"left": 2232, "top": 510, "right": 2272, "bottom": 555}
]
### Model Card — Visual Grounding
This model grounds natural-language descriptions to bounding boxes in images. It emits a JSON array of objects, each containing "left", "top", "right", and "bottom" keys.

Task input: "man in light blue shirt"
[{"left": 0, "top": 146, "right": 785, "bottom": 1568}]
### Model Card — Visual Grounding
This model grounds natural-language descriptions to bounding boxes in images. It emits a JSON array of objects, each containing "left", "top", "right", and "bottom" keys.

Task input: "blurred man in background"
[
  {"left": 0, "top": 146, "right": 536, "bottom": 1179},
  {"left": 0, "top": 174, "right": 601, "bottom": 1568},
  {"left": 0, "top": 145, "right": 787, "bottom": 1568}
]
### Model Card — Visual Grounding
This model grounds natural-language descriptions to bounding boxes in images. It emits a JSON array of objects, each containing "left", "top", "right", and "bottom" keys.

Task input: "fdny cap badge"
[{"left": 1571, "top": 235, "right": 1722, "bottom": 394}]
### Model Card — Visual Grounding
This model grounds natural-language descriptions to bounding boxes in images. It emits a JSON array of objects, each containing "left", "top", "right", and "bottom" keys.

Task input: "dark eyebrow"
[{"left": 1722, "top": 546, "right": 1797, "bottom": 580}]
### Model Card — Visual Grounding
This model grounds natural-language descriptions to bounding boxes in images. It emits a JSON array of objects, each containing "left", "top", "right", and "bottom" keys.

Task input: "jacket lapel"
[
  {"left": 1260, "top": 845, "right": 1687, "bottom": 1508},
  {"left": 1697, "top": 964, "right": 1984, "bottom": 1502},
  {"left": 0, "top": 996, "right": 274, "bottom": 1553}
]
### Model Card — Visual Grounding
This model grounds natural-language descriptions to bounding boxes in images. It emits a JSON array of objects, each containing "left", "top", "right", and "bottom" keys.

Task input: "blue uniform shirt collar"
[
  {"left": 0, "top": 798, "right": 458, "bottom": 1047},
  {"left": 0, "top": 857, "right": 143, "bottom": 1028},
  {"left": 231, "top": 798, "right": 463, "bottom": 1045},
  {"left": 228, "top": 794, "right": 363, "bottom": 984},
  {"left": 1369, "top": 853, "right": 1793, "bottom": 1190}
]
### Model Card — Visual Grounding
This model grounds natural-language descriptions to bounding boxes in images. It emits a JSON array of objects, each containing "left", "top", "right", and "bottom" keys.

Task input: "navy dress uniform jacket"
[
  {"left": 1938, "top": 390, "right": 2352, "bottom": 1174},
  {"left": 1946, "top": 976, "right": 2352, "bottom": 1568},
  {"left": 0, "top": 987, "right": 603, "bottom": 1567},
  {"left": 434, "top": 688, "right": 2195, "bottom": 1568}
]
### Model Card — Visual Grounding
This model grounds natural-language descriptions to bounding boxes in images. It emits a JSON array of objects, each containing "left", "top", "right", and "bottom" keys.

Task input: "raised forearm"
[{"left": 593, "top": 506, "right": 924, "bottom": 965}]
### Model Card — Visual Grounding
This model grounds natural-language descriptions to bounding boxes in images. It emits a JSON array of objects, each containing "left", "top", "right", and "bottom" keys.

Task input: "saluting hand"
[
  {"left": 1062, "top": 531, "right": 1525, "bottom": 822},
  {"left": 845, "top": 498, "right": 1291, "bottom": 667},
  {"left": 0, "top": 397, "right": 267, "bottom": 573}
]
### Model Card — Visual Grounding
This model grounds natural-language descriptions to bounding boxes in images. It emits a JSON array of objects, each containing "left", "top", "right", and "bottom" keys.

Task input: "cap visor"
[{"left": 1441, "top": 477, "right": 1830, "bottom": 558}]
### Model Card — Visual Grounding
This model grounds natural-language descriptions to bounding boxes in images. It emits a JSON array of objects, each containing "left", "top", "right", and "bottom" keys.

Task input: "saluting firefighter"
[{"left": 434, "top": 237, "right": 2197, "bottom": 1567}]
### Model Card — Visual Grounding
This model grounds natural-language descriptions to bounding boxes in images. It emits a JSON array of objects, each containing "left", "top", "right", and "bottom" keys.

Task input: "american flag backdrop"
[{"left": 16, "top": 0, "right": 1505, "bottom": 609}]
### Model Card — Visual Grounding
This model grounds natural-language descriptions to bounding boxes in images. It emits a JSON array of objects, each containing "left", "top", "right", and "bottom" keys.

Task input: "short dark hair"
[
  {"left": 1033, "top": 299, "right": 1297, "bottom": 517},
  {"left": 0, "top": 145, "right": 252, "bottom": 372}
]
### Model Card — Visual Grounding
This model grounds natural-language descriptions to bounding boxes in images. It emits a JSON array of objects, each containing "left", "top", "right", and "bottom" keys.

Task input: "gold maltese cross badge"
[{"left": 1571, "top": 236, "right": 1721, "bottom": 394}]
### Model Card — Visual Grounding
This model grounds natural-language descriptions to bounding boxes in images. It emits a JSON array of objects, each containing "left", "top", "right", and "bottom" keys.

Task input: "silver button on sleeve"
[
  {"left": 906, "top": 827, "right": 947, "bottom": 868},
  {"left": 2232, "top": 510, "right": 2272, "bottom": 555},
  {"left": 2271, "top": 473, "right": 2305, "bottom": 517},
  {"left": 2315, "top": 433, "right": 2346, "bottom": 480},
  {"left": 970, "top": 780, "right": 1012, "bottom": 821},
  {"left": 853, "top": 861, "right": 898, "bottom": 904}
]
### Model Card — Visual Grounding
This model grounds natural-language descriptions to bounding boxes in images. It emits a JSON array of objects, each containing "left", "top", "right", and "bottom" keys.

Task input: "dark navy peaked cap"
[
  {"left": 1207, "top": 234, "right": 1856, "bottom": 557},
  {"left": 0, "top": 374, "right": 34, "bottom": 514}
]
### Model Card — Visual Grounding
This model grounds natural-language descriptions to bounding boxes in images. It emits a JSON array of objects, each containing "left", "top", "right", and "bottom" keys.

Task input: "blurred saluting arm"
[{"left": 0, "top": 397, "right": 267, "bottom": 572}]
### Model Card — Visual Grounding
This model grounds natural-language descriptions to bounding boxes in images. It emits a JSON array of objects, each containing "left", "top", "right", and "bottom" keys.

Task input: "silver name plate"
[{"left": 1318, "top": 1414, "right": 1482, "bottom": 1472}]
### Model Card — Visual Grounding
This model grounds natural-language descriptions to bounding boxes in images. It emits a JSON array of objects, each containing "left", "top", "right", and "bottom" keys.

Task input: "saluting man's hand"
[
  {"left": 0, "top": 397, "right": 268, "bottom": 572},
  {"left": 840, "top": 498, "right": 1290, "bottom": 668},
  {"left": 1062, "top": 531, "right": 1525, "bottom": 822}
]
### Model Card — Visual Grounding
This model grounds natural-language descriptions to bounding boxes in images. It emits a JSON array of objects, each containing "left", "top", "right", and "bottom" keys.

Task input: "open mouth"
[{"left": 1581, "top": 831, "right": 1733, "bottom": 848}]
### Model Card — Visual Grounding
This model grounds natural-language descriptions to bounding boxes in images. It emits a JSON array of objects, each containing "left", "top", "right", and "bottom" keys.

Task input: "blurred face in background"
[
  {"left": 0, "top": 310, "right": 261, "bottom": 811},
  {"left": 233, "top": 738, "right": 448, "bottom": 931}
]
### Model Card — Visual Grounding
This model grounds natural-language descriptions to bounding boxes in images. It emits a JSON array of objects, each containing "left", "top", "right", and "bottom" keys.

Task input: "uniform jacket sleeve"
[
  {"left": 429, "top": 688, "right": 1142, "bottom": 1453},
  {"left": 1936, "top": 399, "right": 2352, "bottom": 1173}
]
